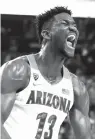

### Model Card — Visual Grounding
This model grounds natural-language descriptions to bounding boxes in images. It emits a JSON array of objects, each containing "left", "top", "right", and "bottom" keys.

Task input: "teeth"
[
  {"left": 67, "top": 35, "right": 75, "bottom": 42},
  {"left": 67, "top": 41, "right": 72, "bottom": 47}
]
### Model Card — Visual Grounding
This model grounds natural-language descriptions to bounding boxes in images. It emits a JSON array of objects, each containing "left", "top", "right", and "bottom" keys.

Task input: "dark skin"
[{"left": 1, "top": 13, "right": 91, "bottom": 139}]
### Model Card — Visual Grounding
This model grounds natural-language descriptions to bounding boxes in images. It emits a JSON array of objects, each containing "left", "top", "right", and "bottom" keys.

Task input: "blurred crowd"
[{"left": 1, "top": 14, "right": 95, "bottom": 139}]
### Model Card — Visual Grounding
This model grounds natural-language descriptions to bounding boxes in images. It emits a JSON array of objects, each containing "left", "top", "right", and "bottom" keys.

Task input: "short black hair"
[{"left": 36, "top": 6, "right": 72, "bottom": 43}]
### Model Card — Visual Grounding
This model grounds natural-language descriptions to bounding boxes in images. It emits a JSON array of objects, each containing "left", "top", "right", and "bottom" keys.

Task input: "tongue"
[{"left": 67, "top": 41, "right": 72, "bottom": 47}]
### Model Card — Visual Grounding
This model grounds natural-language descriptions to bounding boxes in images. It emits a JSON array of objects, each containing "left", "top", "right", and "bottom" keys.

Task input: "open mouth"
[{"left": 66, "top": 34, "right": 76, "bottom": 48}]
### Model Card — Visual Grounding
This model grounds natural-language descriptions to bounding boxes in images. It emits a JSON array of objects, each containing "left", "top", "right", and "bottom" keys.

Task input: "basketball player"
[{"left": 1, "top": 7, "right": 91, "bottom": 139}]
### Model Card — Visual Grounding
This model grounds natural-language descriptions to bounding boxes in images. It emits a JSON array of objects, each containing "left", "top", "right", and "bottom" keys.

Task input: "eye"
[
  {"left": 73, "top": 24, "right": 77, "bottom": 28},
  {"left": 61, "top": 21, "right": 68, "bottom": 25}
]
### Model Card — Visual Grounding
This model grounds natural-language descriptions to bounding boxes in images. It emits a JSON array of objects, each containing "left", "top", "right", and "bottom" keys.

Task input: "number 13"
[{"left": 35, "top": 113, "right": 57, "bottom": 139}]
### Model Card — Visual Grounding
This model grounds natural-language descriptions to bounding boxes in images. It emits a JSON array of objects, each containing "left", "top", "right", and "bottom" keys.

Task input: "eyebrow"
[{"left": 62, "top": 19, "right": 76, "bottom": 25}]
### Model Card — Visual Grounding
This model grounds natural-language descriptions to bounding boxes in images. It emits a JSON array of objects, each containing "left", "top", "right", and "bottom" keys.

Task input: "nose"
[{"left": 69, "top": 25, "right": 79, "bottom": 36}]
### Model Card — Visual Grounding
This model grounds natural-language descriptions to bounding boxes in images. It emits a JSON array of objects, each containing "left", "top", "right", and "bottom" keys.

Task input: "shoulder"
[
  {"left": 70, "top": 72, "right": 86, "bottom": 96},
  {"left": 1, "top": 56, "right": 31, "bottom": 93},
  {"left": 1, "top": 56, "right": 30, "bottom": 80}
]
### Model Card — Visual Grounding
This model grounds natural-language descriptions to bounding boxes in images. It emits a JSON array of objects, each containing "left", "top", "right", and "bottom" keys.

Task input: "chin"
[
  {"left": 59, "top": 50, "right": 74, "bottom": 59},
  {"left": 65, "top": 53, "right": 74, "bottom": 58},
  {"left": 67, "top": 51, "right": 75, "bottom": 57},
  {"left": 64, "top": 47, "right": 75, "bottom": 58}
]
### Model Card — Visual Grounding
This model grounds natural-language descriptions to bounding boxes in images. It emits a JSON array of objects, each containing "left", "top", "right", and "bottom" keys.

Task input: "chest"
[{"left": 15, "top": 71, "right": 74, "bottom": 114}]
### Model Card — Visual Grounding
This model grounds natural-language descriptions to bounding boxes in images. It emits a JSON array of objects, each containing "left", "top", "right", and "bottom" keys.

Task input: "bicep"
[
  {"left": 70, "top": 74, "right": 91, "bottom": 138},
  {"left": 69, "top": 108, "right": 91, "bottom": 139},
  {"left": 1, "top": 58, "right": 30, "bottom": 123},
  {"left": 71, "top": 73, "right": 90, "bottom": 116},
  {"left": 1, "top": 62, "right": 16, "bottom": 123},
  {"left": 1, "top": 124, "right": 11, "bottom": 139},
  {"left": 74, "top": 88, "right": 90, "bottom": 116},
  {"left": 1, "top": 92, "right": 16, "bottom": 124}
]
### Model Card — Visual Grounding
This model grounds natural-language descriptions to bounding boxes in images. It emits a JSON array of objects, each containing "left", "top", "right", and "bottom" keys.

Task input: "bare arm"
[
  {"left": 1, "top": 125, "right": 12, "bottom": 139},
  {"left": 69, "top": 74, "right": 91, "bottom": 139},
  {"left": 1, "top": 57, "right": 30, "bottom": 138}
]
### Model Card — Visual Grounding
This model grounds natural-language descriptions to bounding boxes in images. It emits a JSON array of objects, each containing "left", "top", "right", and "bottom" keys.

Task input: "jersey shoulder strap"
[{"left": 26, "top": 54, "right": 37, "bottom": 69}]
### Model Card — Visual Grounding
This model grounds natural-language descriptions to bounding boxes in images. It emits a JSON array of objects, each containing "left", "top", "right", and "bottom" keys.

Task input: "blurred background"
[{"left": 1, "top": 14, "right": 95, "bottom": 139}]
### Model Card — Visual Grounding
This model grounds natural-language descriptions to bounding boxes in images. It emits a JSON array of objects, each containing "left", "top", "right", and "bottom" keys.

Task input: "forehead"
[{"left": 54, "top": 13, "right": 75, "bottom": 23}]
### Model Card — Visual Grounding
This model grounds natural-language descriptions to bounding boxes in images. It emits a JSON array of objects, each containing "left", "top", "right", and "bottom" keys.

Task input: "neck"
[{"left": 35, "top": 43, "right": 67, "bottom": 78}]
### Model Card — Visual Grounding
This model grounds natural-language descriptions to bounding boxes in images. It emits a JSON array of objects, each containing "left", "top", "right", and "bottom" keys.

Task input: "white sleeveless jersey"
[{"left": 4, "top": 54, "right": 74, "bottom": 139}]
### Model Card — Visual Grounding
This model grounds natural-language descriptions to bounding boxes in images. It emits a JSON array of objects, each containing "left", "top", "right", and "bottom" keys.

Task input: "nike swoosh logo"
[{"left": 33, "top": 83, "right": 41, "bottom": 86}]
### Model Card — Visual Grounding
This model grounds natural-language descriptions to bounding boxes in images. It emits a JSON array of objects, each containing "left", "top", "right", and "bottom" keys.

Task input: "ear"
[{"left": 41, "top": 30, "right": 51, "bottom": 40}]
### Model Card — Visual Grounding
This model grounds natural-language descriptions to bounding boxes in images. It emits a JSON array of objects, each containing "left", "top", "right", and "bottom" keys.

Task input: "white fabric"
[{"left": 4, "top": 54, "right": 74, "bottom": 139}]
